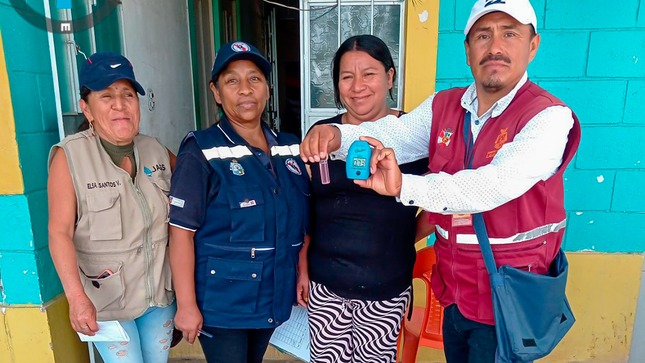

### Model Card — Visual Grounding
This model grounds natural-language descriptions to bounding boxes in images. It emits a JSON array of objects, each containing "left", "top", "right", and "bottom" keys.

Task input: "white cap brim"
[{"left": 464, "top": 3, "right": 537, "bottom": 37}]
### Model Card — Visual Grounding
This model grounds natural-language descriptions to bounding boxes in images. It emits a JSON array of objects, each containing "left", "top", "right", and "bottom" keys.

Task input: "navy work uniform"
[{"left": 169, "top": 115, "right": 309, "bottom": 329}]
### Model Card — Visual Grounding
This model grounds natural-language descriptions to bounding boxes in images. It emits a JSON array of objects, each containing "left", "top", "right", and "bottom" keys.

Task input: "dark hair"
[
  {"left": 332, "top": 35, "right": 396, "bottom": 109},
  {"left": 77, "top": 86, "right": 92, "bottom": 132}
]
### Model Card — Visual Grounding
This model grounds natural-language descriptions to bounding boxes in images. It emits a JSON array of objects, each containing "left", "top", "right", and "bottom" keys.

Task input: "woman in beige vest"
[{"left": 48, "top": 52, "right": 176, "bottom": 363}]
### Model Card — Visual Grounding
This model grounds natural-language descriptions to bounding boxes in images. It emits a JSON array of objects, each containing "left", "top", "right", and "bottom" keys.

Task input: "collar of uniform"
[
  {"left": 461, "top": 72, "right": 529, "bottom": 118},
  {"left": 216, "top": 115, "right": 279, "bottom": 148}
]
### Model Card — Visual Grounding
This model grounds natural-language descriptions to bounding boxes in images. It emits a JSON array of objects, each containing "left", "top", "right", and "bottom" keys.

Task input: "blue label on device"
[{"left": 346, "top": 140, "right": 371, "bottom": 180}]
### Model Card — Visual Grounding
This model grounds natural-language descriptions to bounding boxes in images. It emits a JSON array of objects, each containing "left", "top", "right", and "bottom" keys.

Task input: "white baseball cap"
[{"left": 464, "top": 0, "right": 538, "bottom": 37}]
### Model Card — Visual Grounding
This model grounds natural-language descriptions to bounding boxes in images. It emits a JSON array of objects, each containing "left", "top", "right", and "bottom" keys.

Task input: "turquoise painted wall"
[
  {"left": 0, "top": 1, "right": 64, "bottom": 304},
  {"left": 0, "top": 0, "right": 122, "bottom": 306},
  {"left": 436, "top": 0, "right": 645, "bottom": 253}
]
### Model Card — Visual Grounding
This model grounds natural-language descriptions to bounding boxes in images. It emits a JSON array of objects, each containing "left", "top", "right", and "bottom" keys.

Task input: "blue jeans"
[
  {"left": 442, "top": 304, "right": 497, "bottom": 363},
  {"left": 94, "top": 302, "right": 177, "bottom": 363},
  {"left": 198, "top": 327, "right": 275, "bottom": 363}
]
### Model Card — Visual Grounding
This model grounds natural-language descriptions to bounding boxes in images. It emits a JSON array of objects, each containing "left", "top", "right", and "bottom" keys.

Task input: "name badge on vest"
[
  {"left": 239, "top": 199, "right": 257, "bottom": 208},
  {"left": 452, "top": 214, "right": 473, "bottom": 227}
]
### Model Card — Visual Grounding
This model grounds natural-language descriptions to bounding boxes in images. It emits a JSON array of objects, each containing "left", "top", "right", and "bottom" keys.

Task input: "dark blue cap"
[
  {"left": 79, "top": 52, "right": 146, "bottom": 95},
  {"left": 211, "top": 41, "right": 272, "bottom": 81}
]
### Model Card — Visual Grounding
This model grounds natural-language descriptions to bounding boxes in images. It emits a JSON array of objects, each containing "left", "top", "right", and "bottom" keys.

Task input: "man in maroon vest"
[{"left": 300, "top": 0, "right": 581, "bottom": 362}]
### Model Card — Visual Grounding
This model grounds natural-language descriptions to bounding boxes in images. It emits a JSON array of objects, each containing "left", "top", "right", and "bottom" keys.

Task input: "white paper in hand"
[
  {"left": 77, "top": 320, "right": 130, "bottom": 342},
  {"left": 270, "top": 306, "right": 310, "bottom": 362}
]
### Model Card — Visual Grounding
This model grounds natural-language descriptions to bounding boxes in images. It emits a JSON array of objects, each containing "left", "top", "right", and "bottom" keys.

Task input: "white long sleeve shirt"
[{"left": 329, "top": 73, "right": 575, "bottom": 215}]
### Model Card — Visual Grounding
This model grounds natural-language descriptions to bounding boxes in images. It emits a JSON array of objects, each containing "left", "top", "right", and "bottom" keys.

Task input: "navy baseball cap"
[
  {"left": 79, "top": 52, "right": 146, "bottom": 95},
  {"left": 211, "top": 41, "right": 272, "bottom": 81}
]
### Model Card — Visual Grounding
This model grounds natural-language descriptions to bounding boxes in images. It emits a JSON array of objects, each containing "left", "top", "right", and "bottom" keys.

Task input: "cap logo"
[
  {"left": 231, "top": 42, "right": 251, "bottom": 53},
  {"left": 485, "top": 0, "right": 506, "bottom": 6},
  {"left": 110, "top": 63, "right": 121, "bottom": 68}
]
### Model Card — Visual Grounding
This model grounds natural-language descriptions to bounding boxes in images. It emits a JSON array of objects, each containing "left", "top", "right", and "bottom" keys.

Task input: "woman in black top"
[{"left": 297, "top": 35, "right": 431, "bottom": 363}]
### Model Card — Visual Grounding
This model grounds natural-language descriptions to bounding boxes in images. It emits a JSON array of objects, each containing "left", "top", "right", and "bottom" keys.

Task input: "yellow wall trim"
[
  {"left": 0, "top": 305, "right": 55, "bottom": 362},
  {"left": 413, "top": 252, "right": 644, "bottom": 362},
  {"left": 0, "top": 294, "right": 89, "bottom": 363},
  {"left": 403, "top": 0, "right": 440, "bottom": 111},
  {"left": 0, "top": 29, "right": 24, "bottom": 195},
  {"left": 47, "top": 295, "right": 90, "bottom": 363}
]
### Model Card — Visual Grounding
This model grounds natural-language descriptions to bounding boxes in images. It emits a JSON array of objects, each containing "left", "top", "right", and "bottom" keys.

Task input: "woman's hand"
[
  {"left": 297, "top": 237, "right": 311, "bottom": 308},
  {"left": 169, "top": 226, "right": 201, "bottom": 344},
  {"left": 68, "top": 293, "right": 99, "bottom": 335},
  {"left": 174, "top": 303, "right": 203, "bottom": 344},
  {"left": 299, "top": 124, "right": 342, "bottom": 163},
  {"left": 297, "top": 272, "right": 310, "bottom": 308}
]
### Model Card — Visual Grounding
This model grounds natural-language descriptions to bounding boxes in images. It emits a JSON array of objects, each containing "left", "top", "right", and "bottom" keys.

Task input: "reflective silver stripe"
[
  {"left": 436, "top": 224, "right": 449, "bottom": 239},
  {"left": 217, "top": 124, "right": 235, "bottom": 144},
  {"left": 271, "top": 144, "right": 300, "bottom": 157},
  {"left": 456, "top": 219, "right": 567, "bottom": 245},
  {"left": 202, "top": 145, "right": 253, "bottom": 160}
]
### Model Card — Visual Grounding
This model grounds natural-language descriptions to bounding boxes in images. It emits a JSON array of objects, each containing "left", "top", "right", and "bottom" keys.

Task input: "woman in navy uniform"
[{"left": 168, "top": 41, "right": 309, "bottom": 363}]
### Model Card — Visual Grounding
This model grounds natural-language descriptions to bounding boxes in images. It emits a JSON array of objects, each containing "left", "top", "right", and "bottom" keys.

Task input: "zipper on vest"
[
  {"left": 133, "top": 182, "right": 155, "bottom": 307},
  {"left": 204, "top": 243, "right": 275, "bottom": 259},
  {"left": 75, "top": 245, "right": 143, "bottom": 255},
  {"left": 449, "top": 233, "right": 459, "bottom": 305}
]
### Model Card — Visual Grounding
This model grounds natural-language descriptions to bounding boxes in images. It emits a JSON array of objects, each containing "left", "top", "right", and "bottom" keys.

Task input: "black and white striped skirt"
[{"left": 307, "top": 281, "right": 411, "bottom": 363}]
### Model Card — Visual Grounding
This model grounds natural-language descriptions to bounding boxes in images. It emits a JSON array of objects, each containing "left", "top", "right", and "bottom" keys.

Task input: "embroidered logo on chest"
[
  {"left": 285, "top": 158, "right": 302, "bottom": 175},
  {"left": 437, "top": 128, "right": 454, "bottom": 147},
  {"left": 486, "top": 128, "right": 509, "bottom": 158},
  {"left": 230, "top": 159, "right": 245, "bottom": 176},
  {"left": 144, "top": 164, "right": 166, "bottom": 177}
]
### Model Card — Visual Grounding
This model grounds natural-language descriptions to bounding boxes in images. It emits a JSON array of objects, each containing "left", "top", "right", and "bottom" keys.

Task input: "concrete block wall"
[
  {"left": 431, "top": 1, "right": 645, "bottom": 361},
  {"left": 0, "top": 1, "right": 64, "bottom": 305},
  {"left": 436, "top": 0, "right": 645, "bottom": 254},
  {"left": 0, "top": 3, "right": 89, "bottom": 362}
]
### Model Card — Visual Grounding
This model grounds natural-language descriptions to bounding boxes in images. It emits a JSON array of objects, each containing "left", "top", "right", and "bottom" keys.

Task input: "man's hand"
[
  {"left": 353, "top": 136, "right": 403, "bottom": 197},
  {"left": 299, "top": 125, "right": 342, "bottom": 163}
]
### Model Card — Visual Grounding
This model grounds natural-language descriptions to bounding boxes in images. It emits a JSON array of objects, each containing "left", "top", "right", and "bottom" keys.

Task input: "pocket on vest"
[
  {"left": 78, "top": 261, "right": 125, "bottom": 313},
  {"left": 151, "top": 176, "right": 171, "bottom": 224},
  {"left": 203, "top": 257, "right": 263, "bottom": 314},
  {"left": 226, "top": 186, "right": 265, "bottom": 242},
  {"left": 86, "top": 189, "right": 122, "bottom": 241}
]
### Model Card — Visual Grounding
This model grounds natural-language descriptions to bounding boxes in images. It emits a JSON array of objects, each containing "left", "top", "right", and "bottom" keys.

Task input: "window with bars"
[{"left": 300, "top": 0, "right": 406, "bottom": 134}]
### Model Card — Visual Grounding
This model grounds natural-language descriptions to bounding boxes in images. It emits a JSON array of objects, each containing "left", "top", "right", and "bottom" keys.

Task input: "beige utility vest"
[{"left": 49, "top": 130, "right": 174, "bottom": 321}]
